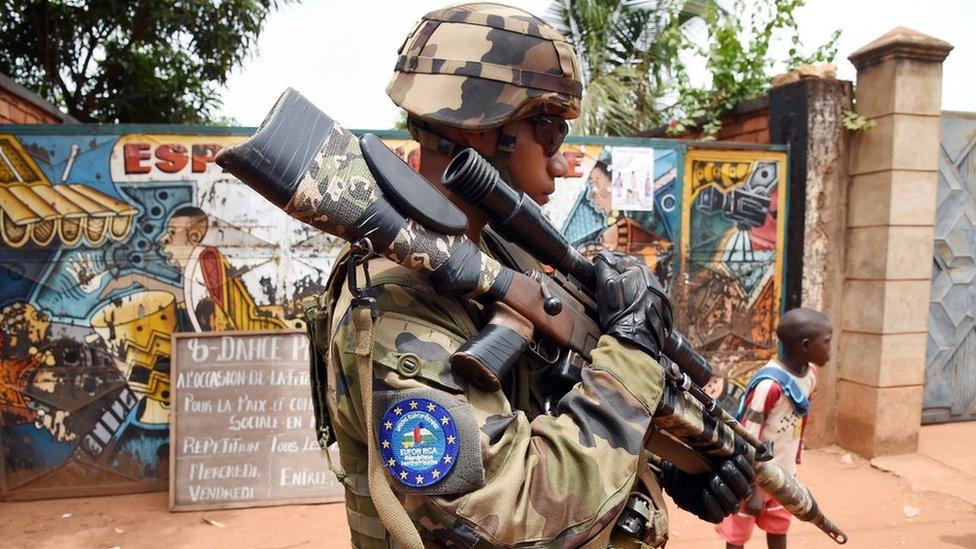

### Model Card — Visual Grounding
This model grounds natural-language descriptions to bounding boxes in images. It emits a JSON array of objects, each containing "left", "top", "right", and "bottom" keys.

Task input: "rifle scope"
[
  {"left": 443, "top": 148, "right": 597, "bottom": 288},
  {"left": 443, "top": 148, "right": 713, "bottom": 387}
]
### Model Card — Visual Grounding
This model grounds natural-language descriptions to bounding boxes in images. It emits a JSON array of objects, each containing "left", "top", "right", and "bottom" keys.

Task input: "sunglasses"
[{"left": 531, "top": 115, "right": 569, "bottom": 157}]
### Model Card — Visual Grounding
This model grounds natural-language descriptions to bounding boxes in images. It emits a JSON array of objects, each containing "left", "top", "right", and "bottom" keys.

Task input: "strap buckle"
[
  {"left": 317, "top": 424, "right": 332, "bottom": 450},
  {"left": 347, "top": 238, "right": 378, "bottom": 319},
  {"left": 615, "top": 492, "right": 655, "bottom": 540}
]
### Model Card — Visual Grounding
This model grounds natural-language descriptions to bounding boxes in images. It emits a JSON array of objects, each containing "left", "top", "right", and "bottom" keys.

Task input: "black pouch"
[
  {"left": 304, "top": 248, "right": 354, "bottom": 451},
  {"left": 304, "top": 298, "right": 336, "bottom": 449}
]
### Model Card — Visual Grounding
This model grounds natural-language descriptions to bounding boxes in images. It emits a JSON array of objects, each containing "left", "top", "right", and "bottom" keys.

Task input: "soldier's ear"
[{"left": 460, "top": 128, "right": 499, "bottom": 157}]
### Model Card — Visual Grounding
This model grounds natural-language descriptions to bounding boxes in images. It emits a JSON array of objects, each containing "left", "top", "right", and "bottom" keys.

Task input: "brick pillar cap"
[{"left": 849, "top": 27, "right": 953, "bottom": 69}]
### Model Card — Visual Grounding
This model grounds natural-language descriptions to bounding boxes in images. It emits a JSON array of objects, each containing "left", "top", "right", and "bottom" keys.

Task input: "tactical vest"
[{"left": 305, "top": 232, "right": 670, "bottom": 548}]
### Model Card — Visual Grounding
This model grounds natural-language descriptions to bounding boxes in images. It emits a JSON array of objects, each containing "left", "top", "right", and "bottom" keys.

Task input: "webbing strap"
[
  {"left": 344, "top": 473, "right": 370, "bottom": 497},
  {"left": 638, "top": 462, "right": 670, "bottom": 547},
  {"left": 354, "top": 306, "right": 424, "bottom": 549},
  {"left": 423, "top": 7, "right": 566, "bottom": 41},
  {"left": 408, "top": 119, "right": 460, "bottom": 158},
  {"left": 346, "top": 507, "right": 389, "bottom": 541},
  {"left": 395, "top": 55, "right": 582, "bottom": 97},
  {"left": 735, "top": 366, "right": 811, "bottom": 419}
]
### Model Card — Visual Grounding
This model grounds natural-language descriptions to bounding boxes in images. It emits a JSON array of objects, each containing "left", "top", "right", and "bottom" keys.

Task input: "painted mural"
[
  {"left": 559, "top": 145, "right": 787, "bottom": 411},
  {"left": 0, "top": 129, "right": 418, "bottom": 498},
  {"left": 0, "top": 129, "right": 787, "bottom": 498},
  {"left": 680, "top": 149, "right": 787, "bottom": 409}
]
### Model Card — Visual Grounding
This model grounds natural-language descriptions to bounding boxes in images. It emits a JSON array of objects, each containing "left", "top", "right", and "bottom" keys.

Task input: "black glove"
[
  {"left": 593, "top": 251, "right": 673, "bottom": 357},
  {"left": 659, "top": 455, "right": 756, "bottom": 523}
]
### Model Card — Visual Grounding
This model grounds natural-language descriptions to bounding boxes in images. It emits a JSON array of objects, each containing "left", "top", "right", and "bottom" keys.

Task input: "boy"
[{"left": 717, "top": 307, "right": 833, "bottom": 549}]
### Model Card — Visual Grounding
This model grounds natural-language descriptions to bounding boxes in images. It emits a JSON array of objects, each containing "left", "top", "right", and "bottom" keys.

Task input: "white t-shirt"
[{"left": 738, "top": 360, "right": 817, "bottom": 476}]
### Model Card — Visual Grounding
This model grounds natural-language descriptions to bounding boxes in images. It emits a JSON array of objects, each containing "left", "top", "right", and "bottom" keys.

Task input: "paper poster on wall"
[{"left": 610, "top": 147, "right": 655, "bottom": 211}]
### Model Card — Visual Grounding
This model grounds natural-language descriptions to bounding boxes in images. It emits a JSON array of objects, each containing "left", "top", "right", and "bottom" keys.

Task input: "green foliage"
[
  {"left": 545, "top": 0, "right": 715, "bottom": 136},
  {"left": 547, "top": 0, "right": 840, "bottom": 138},
  {"left": 842, "top": 107, "right": 875, "bottom": 132},
  {"left": 393, "top": 109, "right": 408, "bottom": 131},
  {"left": 663, "top": 0, "right": 840, "bottom": 138},
  {"left": 0, "top": 0, "right": 292, "bottom": 123}
]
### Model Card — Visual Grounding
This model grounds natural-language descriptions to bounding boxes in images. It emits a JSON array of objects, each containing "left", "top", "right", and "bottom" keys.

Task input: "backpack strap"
[{"left": 735, "top": 366, "right": 810, "bottom": 419}]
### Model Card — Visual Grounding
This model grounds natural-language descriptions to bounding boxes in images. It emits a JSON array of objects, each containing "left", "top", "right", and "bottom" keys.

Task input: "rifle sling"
[{"left": 353, "top": 305, "right": 424, "bottom": 549}]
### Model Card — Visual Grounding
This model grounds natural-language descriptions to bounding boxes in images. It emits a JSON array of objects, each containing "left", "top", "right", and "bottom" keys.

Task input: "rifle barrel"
[
  {"left": 443, "top": 148, "right": 713, "bottom": 385},
  {"left": 445, "top": 145, "right": 846, "bottom": 545}
]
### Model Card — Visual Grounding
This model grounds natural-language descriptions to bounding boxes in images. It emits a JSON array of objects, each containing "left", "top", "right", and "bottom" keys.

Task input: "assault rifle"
[{"left": 215, "top": 88, "right": 847, "bottom": 545}]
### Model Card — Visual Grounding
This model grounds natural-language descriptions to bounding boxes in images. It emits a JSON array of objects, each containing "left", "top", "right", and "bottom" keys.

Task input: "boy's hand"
[{"left": 745, "top": 489, "right": 764, "bottom": 517}]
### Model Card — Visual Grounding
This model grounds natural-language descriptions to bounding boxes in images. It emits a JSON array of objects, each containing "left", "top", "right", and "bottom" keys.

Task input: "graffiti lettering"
[
  {"left": 191, "top": 144, "right": 221, "bottom": 173},
  {"left": 563, "top": 150, "right": 584, "bottom": 178},
  {"left": 122, "top": 142, "right": 223, "bottom": 175},
  {"left": 123, "top": 144, "right": 152, "bottom": 174},
  {"left": 155, "top": 144, "right": 189, "bottom": 173}
]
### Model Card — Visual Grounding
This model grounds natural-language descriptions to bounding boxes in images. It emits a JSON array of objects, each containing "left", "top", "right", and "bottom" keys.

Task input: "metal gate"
[{"left": 923, "top": 112, "right": 976, "bottom": 424}]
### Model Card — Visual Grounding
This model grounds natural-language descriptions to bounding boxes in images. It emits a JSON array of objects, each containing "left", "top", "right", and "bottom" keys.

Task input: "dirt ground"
[{"left": 2, "top": 423, "right": 973, "bottom": 549}]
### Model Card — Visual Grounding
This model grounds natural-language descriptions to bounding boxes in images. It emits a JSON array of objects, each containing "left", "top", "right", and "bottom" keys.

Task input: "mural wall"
[
  {"left": 558, "top": 143, "right": 788, "bottom": 410},
  {"left": 680, "top": 149, "right": 787, "bottom": 408},
  {"left": 0, "top": 129, "right": 419, "bottom": 498},
  {"left": 0, "top": 128, "right": 787, "bottom": 498}
]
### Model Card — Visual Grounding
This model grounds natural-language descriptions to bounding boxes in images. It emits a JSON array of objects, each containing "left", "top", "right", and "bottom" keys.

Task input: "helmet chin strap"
[{"left": 408, "top": 117, "right": 521, "bottom": 185}]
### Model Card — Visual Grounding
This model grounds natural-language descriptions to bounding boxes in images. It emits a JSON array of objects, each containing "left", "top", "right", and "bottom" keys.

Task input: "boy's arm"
[
  {"left": 797, "top": 415, "right": 810, "bottom": 464},
  {"left": 739, "top": 379, "right": 781, "bottom": 439}
]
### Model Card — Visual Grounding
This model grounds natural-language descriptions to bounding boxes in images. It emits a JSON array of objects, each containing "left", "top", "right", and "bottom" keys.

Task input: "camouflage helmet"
[{"left": 387, "top": 3, "right": 582, "bottom": 131}]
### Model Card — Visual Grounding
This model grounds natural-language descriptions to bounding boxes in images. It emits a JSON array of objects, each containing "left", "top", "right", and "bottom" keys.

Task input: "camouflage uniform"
[
  {"left": 308, "top": 4, "right": 670, "bottom": 547},
  {"left": 311, "top": 249, "right": 667, "bottom": 547}
]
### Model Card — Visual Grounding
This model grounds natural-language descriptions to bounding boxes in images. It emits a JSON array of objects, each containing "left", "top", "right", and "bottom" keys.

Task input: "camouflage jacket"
[{"left": 311, "top": 243, "right": 667, "bottom": 548}]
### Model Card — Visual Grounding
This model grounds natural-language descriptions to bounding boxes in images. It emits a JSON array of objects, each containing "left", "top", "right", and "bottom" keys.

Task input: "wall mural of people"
[
  {"left": 0, "top": 129, "right": 787, "bottom": 499},
  {"left": 0, "top": 131, "right": 402, "bottom": 498}
]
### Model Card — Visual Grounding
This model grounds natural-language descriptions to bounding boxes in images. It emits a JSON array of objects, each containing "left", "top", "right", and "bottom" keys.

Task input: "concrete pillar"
[
  {"left": 838, "top": 28, "right": 952, "bottom": 457},
  {"left": 769, "top": 78, "right": 853, "bottom": 448}
]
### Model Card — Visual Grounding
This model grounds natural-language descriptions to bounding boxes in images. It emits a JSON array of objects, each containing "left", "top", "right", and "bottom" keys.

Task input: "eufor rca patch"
[{"left": 379, "top": 397, "right": 460, "bottom": 488}]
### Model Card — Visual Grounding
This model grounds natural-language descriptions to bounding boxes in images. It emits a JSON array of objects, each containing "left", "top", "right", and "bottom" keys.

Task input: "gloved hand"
[
  {"left": 659, "top": 455, "right": 756, "bottom": 523},
  {"left": 593, "top": 251, "right": 673, "bottom": 357}
]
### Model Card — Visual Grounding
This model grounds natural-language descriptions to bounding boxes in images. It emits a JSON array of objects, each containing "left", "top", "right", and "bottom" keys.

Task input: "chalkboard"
[{"left": 169, "top": 330, "right": 344, "bottom": 511}]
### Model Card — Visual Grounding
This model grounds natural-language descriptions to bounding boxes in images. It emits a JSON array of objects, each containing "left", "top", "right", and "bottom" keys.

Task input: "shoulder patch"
[
  {"left": 380, "top": 397, "right": 459, "bottom": 488},
  {"left": 373, "top": 387, "right": 484, "bottom": 495}
]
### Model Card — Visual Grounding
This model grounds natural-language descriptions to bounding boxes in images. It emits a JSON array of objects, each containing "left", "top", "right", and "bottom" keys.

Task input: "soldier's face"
[{"left": 508, "top": 118, "right": 568, "bottom": 205}]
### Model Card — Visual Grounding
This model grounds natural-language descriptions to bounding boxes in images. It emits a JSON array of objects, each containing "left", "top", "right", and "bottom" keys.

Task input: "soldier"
[{"left": 310, "top": 3, "right": 755, "bottom": 547}]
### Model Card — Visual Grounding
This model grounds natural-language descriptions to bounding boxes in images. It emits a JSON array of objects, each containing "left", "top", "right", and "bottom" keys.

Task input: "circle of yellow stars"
[{"left": 380, "top": 398, "right": 459, "bottom": 487}]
